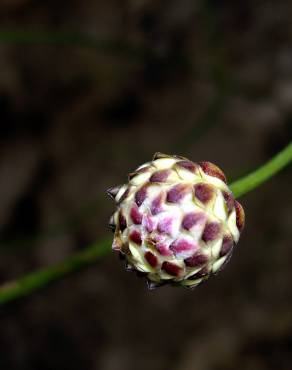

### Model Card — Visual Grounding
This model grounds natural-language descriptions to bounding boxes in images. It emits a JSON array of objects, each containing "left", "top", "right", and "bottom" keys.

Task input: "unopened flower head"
[{"left": 107, "top": 153, "right": 245, "bottom": 289}]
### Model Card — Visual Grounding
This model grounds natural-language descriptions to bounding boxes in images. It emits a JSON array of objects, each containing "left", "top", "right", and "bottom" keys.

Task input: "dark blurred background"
[{"left": 0, "top": 1, "right": 291, "bottom": 369}]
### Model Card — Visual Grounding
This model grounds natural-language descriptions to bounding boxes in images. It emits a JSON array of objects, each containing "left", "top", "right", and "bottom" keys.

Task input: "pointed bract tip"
[
  {"left": 146, "top": 279, "right": 163, "bottom": 290},
  {"left": 128, "top": 172, "right": 137, "bottom": 181},
  {"left": 153, "top": 152, "right": 188, "bottom": 161},
  {"left": 153, "top": 152, "right": 171, "bottom": 160},
  {"left": 125, "top": 263, "right": 135, "bottom": 272},
  {"left": 234, "top": 200, "right": 245, "bottom": 232},
  {"left": 112, "top": 237, "right": 122, "bottom": 251},
  {"left": 106, "top": 185, "right": 121, "bottom": 200},
  {"left": 198, "top": 161, "right": 227, "bottom": 183},
  {"left": 108, "top": 215, "right": 116, "bottom": 233}
]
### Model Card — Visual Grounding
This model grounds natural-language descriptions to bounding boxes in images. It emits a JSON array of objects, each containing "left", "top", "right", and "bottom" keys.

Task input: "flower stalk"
[
  {"left": 0, "top": 142, "right": 291, "bottom": 305},
  {"left": 230, "top": 142, "right": 292, "bottom": 197}
]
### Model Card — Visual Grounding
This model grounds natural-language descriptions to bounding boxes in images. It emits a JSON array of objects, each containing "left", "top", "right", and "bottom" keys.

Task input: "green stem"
[
  {"left": 0, "top": 142, "right": 291, "bottom": 305},
  {"left": 230, "top": 142, "right": 292, "bottom": 197},
  {"left": 0, "top": 239, "right": 111, "bottom": 305}
]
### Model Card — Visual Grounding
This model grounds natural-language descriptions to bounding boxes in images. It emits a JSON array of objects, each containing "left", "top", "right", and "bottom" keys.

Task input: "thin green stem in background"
[
  {"left": 173, "top": 94, "right": 228, "bottom": 153},
  {"left": 0, "top": 142, "right": 291, "bottom": 305},
  {"left": 0, "top": 29, "right": 148, "bottom": 59},
  {"left": 0, "top": 27, "right": 210, "bottom": 252}
]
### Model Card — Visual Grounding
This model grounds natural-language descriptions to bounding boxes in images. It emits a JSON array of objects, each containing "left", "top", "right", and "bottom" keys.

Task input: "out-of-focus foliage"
[{"left": 0, "top": 1, "right": 291, "bottom": 370}]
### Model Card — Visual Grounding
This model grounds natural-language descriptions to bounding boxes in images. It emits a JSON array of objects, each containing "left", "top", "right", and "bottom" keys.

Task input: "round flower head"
[{"left": 107, "top": 153, "right": 245, "bottom": 289}]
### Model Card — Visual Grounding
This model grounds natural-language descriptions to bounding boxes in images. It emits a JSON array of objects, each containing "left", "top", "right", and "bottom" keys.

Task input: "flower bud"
[{"left": 107, "top": 153, "right": 245, "bottom": 289}]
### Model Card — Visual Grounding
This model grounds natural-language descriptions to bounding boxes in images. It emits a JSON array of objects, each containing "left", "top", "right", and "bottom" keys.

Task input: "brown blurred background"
[{"left": 0, "top": 1, "right": 291, "bottom": 369}]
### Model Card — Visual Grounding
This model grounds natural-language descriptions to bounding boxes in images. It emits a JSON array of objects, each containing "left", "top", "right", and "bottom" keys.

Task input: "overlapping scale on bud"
[{"left": 107, "top": 153, "right": 245, "bottom": 289}]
